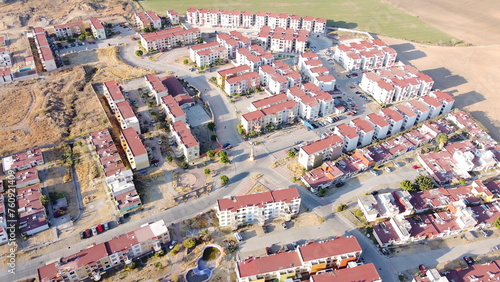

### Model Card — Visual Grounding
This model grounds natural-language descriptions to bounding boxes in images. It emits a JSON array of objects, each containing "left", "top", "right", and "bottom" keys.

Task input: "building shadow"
[
  {"left": 327, "top": 20, "right": 358, "bottom": 29},
  {"left": 422, "top": 67, "right": 467, "bottom": 89}
]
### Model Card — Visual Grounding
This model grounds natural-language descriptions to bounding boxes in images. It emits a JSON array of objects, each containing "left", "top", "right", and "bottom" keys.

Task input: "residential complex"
[
  {"left": 140, "top": 27, "right": 201, "bottom": 53},
  {"left": 18, "top": 184, "right": 49, "bottom": 236},
  {"left": 217, "top": 31, "right": 251, "bottom": 59},
  {"left": 236, "top": 236, "right": 365, "bottom": 281},
  {"left": 224, "top": 71, "right": 260, "bottom": 96},
  {"left": 169, "top": 120, "right": 200, "bottom": 162},
  {"left": 241, "top": 99, "right": 298, "bottom": 134},
  {"left": 89, "top": 18, "right": 106, "bottom": 40},
  {"left": 236, "top": 45, "right": 274, "bottom": 72},
  {"left": 298, "top": 134, "right": 344, "bottom": 170},
  {"left": 37, "top": 220, "right": 169, "bottom": 282},
  {"left": 334, "top": 39, "right": 397, "bottom": 71},
  {"left": 54, "top": 21, "right": 85, "bottom": 38},
  {"left": 135, "top": 11, "right": 162, "bottom": 30},
  {"left": 0, "top": 68, "right": 13, "bottom": 83},
  {"left": 257, "top": 26, "right": 308, "bottom": 53},
  {"left": 216, "top": 188, "right": 301, "bottom": 227},
  {"left": 216, "top": 65, "right": 251, "bottom": 88},
  {"left": 2, "top": 148, "right": 44, "bottom": 172},
  {"left": 166, "top": 10, "right": 180, "bottom": 25},
  {"left": 145, "top": 73, "right": 169, "bottom": 105},
  {"left": 31, "top": 27, "right": 58, "bottom": 72},
  {"left": 359, "top": 65, "right": 434, "bottom": 104},
  {"left": 186, "top": 8, "right": 326, "bottom": 33}
]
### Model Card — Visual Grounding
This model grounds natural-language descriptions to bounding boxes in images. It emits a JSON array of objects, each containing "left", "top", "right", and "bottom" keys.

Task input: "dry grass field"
[
  {"left": 0, "top": 67, "right": 109, "bottom": 155},
  {"left": 383, "top": 0, "right": 500, "bottom": 45}
]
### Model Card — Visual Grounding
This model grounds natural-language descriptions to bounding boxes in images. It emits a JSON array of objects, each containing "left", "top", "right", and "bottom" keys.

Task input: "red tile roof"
[
  {"left": 17, "top": 184, "right": 48, "bottom": 234},
  {"left": 226, "top": 71, "right": 259, "bottom": 84},
  {"left": 252, "top": 93, "right": 289, "bottom": 109},
  {"left": 396, "top": 105, "right": 417, "bottom": 118},
  {"left": 116, "top": 101, "right": 136, "bottom": 119},
  {"left": 89, "top": 18, "right": 104, "bottom": 30},
  {"left": 302, "top": 135, "right": 344, "bottom": 155},
  {"left": 445, "top": 261, "right": 500, "bottom": 281},
  {"left": 238, "top": 251, "right": 302, "bottom": 278},
  {"left": 242, "top": 110, "right": 266, "bottom": 121},
  {"left": 298, "top": 236, "right": 362, "bottom": 262},
  {"left": 146, "top": 10, "right": 161, "bottom": 21},
  {"left": 146, "top": 73, "right": 167, "bottom": 93},
  {"left": 122, "top": 127, "right": 147, "bottom": 157},
  {"left": 15, "top": 167, "right": 39, "bottom": 186},
  {"left": 190, "top": 41, "right": 219, "bottom": 51},
  {"left": 162, "top": 95, "right": 185, "bottom": 118},
  {"left": 351, "top": 117, "right": 375, "bottom": 133},
  {"left": 380, "top": 107, "right": 404, "bottom": 122},
  {"left": 171, "top": 120, "right": 198, "bottom": 148},
  {"left": 311, "top": 263, "right": 381, "bottom": 282},
  {"left": 218, "top": 65, "right": 251, "bottom": 77},
  {"left": 115, "top": 191, "right": 142, "bottom": 211},
  {"left": 262, "top": 100, "right": 297, "bottom": 115},
  {"left": 366, "top": 113, "right": 390, "bottom": 128},
  {"left": 336, "top": 123, "right": 359, "bottom": 139},
  {"left": 54, "top": 21, "right": 84, "bottom": 29},
  {"left": 104, "top": 81, "right": 125, "bottom": 102}
]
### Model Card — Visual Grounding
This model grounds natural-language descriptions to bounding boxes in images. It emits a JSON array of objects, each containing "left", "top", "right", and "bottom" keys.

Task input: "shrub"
[
  {"left": 288, "top": 151, "right": 296, "bottom": 158},
  {"left": 354, "top": 209, "right": 363, "bottom": 219},
  {"left": 67, "top": 37, "right": 75, "bottom": 43},
  {"left": 183, "top": 238, "right": 196, "bottom": 249},
  {"left": 207, "top": 122, "right": 216, "bottom": 131},
  {"left": 211, "top": 134, "right": 217, "bottom": 141},
  {"left": 181, "top": 162, "right": 188, "bottom": 169},
  {"left": 183, "top": 59, "right": 189, "bottom": 65},
  {"left": 204, "top": 168, "right": 211, "bottom": 175},
  {"left": 220, "top": 155, "right": 230, "bottom": 164},
  {"left": 336, "top": 204, "right": 348, "bottom": 212},
  {"left": 166, "top": 155, "right": 173, "bottom": 162},
  {"left": 220, "top": 175, "right": 229, "bottom": 185},
  {"left": 135, "top": 50, "right": 143, "bottom": 56},
  {"left": 400, "top": 180, "right": 417, "bottom": 192},
  {"left": 78, "top": 34, "right": 86, "bottom": 41},
  {"left": 415, "top": 175, "right": 434, "bottom": 190}
]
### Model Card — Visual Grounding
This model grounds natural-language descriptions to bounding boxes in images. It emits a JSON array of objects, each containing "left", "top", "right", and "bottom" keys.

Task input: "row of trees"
[{"left": 400, "top": 175, "right": 434, "bottom": 192}]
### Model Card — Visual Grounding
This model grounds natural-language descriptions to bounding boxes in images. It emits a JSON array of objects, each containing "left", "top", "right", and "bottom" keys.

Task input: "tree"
[
  {"left": 266, "top": 123, "right": 275, "bottom": 131},
  {"left": 176, "top": 41, "right": 182, "bottom": 46},
  {"left": 218, "top": 150, "right": 227, "bottom": 157},
  {"left": 56, "top": 42, "right": 62, "bottom": 48},
  {"left": 249, "top": 131, "right": 257, "bottom": 137},
  {"left": 237, "top": 124, "right": 245, "bottom": 135},
  {"left": 400, "top": 180, "right": 417, "bottom": 191},
  {"left": 166, "top": 155, "right": 173, "bottom": 162},
  {"left": 183, "top": 238, "right": 196, "bottom": 249},
  {"left": 436, "top": 133, "right": 449, "bottom": 149},
  {"left": 85, "top": 31, "right": 93, "bottom": 37},
  {"left": 220, "top": 175, "right": 229, "bottom": 185},
  {"left": 354, "top": 209, "right": 363, "bottom": 218},
  {"left": 204, "top": 168, "right": 211, "bottom": 175},
  {"left": 288, "top": 150, "right": 296, "bottom": 158},
  {"left": 78, "top": 34, "right": 86, "bottom": 41},
  {"left": 67, "top": 37, "right": 75, "bottom": 43},
  {"left": 336, "top": 204, "right": 348, "bottom": 212},
  {"left": 196, "top": 37, "right": 203, "bottom": 44},
  {"left": 106, "top": 23, "right": 113, "bottom": 28},
  {"left": 207, "top": 122, "right": 216, "bottom": 131},
  {"left": 40, "top": 195, "right": 49, "bottom": 206},
  {"left": 220, "top": 155, "right": 230, "bottom": 164},
  {"left": 494, "top": 216, "right": 500, "bottom": 230},
  {"left": 207, "top": 150, "right": 215, "bottom": 159},
  {"left": 181, "top": 162, "right": 189, "bottom": 169},
  {"left": 211, "top": 134, "right": 217, "bottom": 141},
  {"left": 183, "top": 59, "right": 189, "bottom": 65},
  {"left": 135, "top": 50, "right": 143, "bottom": 57},
  {"left": 199, "top": 65, "right": 205, "bottom": 71},
  {"left": 143, "top": 27, "right": 152, "bottom": 33},
  {"left": 415, "top": 175, "right": 434, "bottom": 190}
]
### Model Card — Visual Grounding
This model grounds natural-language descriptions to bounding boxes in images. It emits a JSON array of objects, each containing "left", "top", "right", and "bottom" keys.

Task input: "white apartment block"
[
  {"left": 349, "top": 118, "right": 375, "bottom": 147},
  {"left": 194, "top": 46, "right": 228, "bottom": 67},
  {"left": 103, "top": 80, "right": 125, "bottom": 111},
  {"left": 236, "top": 45, "right": 275, "bottom": 72},
  {"left": 120, "top": 127, "right": 149, "bottom": 170},
  {"left": 90, "top": 18, "right": 106, "bottom": 40},
  {"left": 216, "top": 188, "right": 301, "bottom": 227},
  {"left": 136, "top": 11, "right": 162, "bottom": 30},
  {"left": 334, "top": 123, "right": 360, "bottom": 152},
  {"left": 217, "top": 31, "right": 251, "bottom": 58},
  {"left": 0, "top": 68, "right": 13, "bottom": 83},
  {"left": 189, "top": 41, "right": 220, "bottom": 62},
  {"left": 380, "top": 107, "right": 404, "bottom": 136},
  {"left": 166, "top": 10, "right": 180, "bottom": 25},
  {"left": 287, "top": 84, "right": 335, "bottom": 120},
  {"left": 241, "top": 100, "right": 298, "bottom": 133},
  {"left": 334, "top": 39, "right": 397, "bottom": 72},
  {"left": 145, "top": 73, "right": 169, "bottom": 105},
  {"left": 54, "top": 21, "right": 84, "bottom": 38},
  {"left": 365, "top": 113, "right": 390, "bottom": 140},
  {"left": 33, "top": 28, "right": 58, "bottom": 72},
  {"left": 257, "top": 26, "right": 308, "bottom": 53},
  {"left": 161, "top": 95, "right": 186, "bottom": 123},
  {"left": 224, "top": 71, "right": 260, "bottom": 96},
  {"left": 360, "top": 65, "right": 434, "bottom": 104},
  {"left": 170, "top": 120, "right": 199, "bottom": 162},
  {"left": 217, "top": 65, "right": 251, "bottom": 88},
  {"left": 298, "top": 134, "right": 344, "bottom": 170},
  {"left": 140, "top": 27, "right": 201, "bottom": 52},
  {"left": 115, "top": 101, "right": 141, "bottom": 133}
]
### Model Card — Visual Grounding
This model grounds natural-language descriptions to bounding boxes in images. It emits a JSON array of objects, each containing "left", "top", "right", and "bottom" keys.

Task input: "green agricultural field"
[{"left": 139, "top": 0, "right": 457, "bottom": 44}]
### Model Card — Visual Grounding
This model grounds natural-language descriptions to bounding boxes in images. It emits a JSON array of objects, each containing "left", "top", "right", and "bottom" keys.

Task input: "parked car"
[
  {"left": 96, "top": 224, "right": 104, "bottom": 233},
  {"left": 266, "top": 247, "right": 272, "bottom": 255},
  {"left": 419, "top": 264, "right": 427, "bottom": 272},
  {"left": 262, "top": 225, "right": 269, "bottom": 233},
  {"left": 91, "top": 226, "right": 98, "bottom": 236},
  {"left": 151, "top": 159, "right": 159, "bottom": 164},
  {"left": 281, "top": 222, "right": 288, "bottom": 230},
  {"left": 84, "top": 229, "right": 92, "bottom": 238},
  {"left": 223, "top": 143, "right": 232, "bottom": 149},
  {"left": 335, "top": 182, "right": 345, "bottom": 188},
  {"left": 479, "top": 230, "right": 489, "bottom": 237},
  {"left": 463, "top": 256, "right": 474, "bottom": 266},
  {"left": 103, "top": 221, "right": 110, "bottom": 231},
  {"left": 169, "top": 240, "right": 177, "bottom": 249},
  {"left": 292, "top": 241, "right": 298, "bottom": 250},
  {"left": 349, "top": 85, "right": 356, "bottom": 89},
  {"left": 385, "top": 167, "right": 392, "bottom": 172},
  {"left": 370, "top": 169, "right": 380, "bottom": 176},
  {"left": 412, "top": 165, "right": 421, "bottom": 169},
  {"left": 80, "top": 231, "right": 86, "bottom": 239}
]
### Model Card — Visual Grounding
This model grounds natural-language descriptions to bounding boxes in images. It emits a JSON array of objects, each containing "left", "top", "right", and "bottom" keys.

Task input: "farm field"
[
  {"left": 140, "top": 0, "right": 457, "bottom": 44},
  {"left": 383, "top": 0, "right": 500, "bottom": 45}
]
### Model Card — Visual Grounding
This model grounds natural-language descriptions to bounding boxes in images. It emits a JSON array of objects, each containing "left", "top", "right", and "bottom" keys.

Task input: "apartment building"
[
  {"left": 115, "top": 101, "right": 141, "bottom": 133},
  {"left": 395, "top": 104, "right": 418, "bottom": 130},
  {"left": 15, "top": 167, "right": 40, "bottom": 189},
  {"left": 145, "top": 73, "right": 169, "bottom": 105},
  {"left": 0, "top": 68, "right": 13, "bottom": 83},
  {"left": 224, "top": 71, "right": 260, "bottom": 96},
  {"left": 189, "top": 41, "right": 220, "bottom": 62},
  {"left": 54, "top": 21, "right": 85, "bottom": 38},
  {"left": 249, "top": 93, "right": 289, "bottom": 111},
  {"left": 161, "top": 95, "right": 186, "bottom": 123},
  {"left": 236, "top": 45, "right": 275, "bottom": 72},
  {"left": 334, "top": 124, "right": 360, "bottom": 152},
  {"left": 18, "top": 184, "right": 49, "bottom": 236},
  {"left": 257, "top": 26, "right": 308, "bottom": 53},
  {"left": 89, "top": 18, "right": 106, "bottom": 40},
  {"left": 298, "top": 134, "right": 344, "bottom": 170},
  {"left": 358, "top": 191, "right": 413, "bottom": 222},
  {"left": 365, "top": 113, "right": 390, "bottom": 140},
  {"left": 301, "top": 16, "right": 327, "bottom": 33},
  {"left": 32, "top": 27, "right": 58, "bottom": 72},
  {"left": 379, "top": 107, "right": 404, "bottom": 136},
  {"left": 2, "top": 148, "right": 44, "bottom": 172},
  {"left": 217, "top": 31, "right": 251, "bottom": 58},
  {"left": 217, "top": 188, "right": 301, "bottom": 227},
  {"left": 350, "top": 118, "right": 375, "bottom": 147},
  {"left": 334, "top": 39, "right": 396, "bottom": 71},
  {"left": 310, "top": 263, "right": 381, "bottom": 282},
  {"left": 298, "top": 52, "right": 337, "bottom": 91},
  {"left": 120, "top": 127, "right": 149, "bottom": 170},
  {"left": 241, "top": 100, "right": 298, "bottom": 133},
  {"left": 286, "top": 85, "right": 334, "bottom": 120},
  {"left": 217, "top": 65, "right": 251, "bottom": 88},
  {"left": 236, "top": 236, "right": 362, "bottom": 282},
  {"left": 38, "top": 220, "right": 169, "bottom": 282},
  {"left": 135, "top": 11, "right": 161, "bottom": 30},
  {"left": 166, "top": 10, "right": 180, "bottom": 25},
  {"left": 170, "top": 120, "right": 199, "bottom": 162},
  {"left": 407, "top": 100, "right": 431, "bottom": 124},
  {"left": 140, "top": 27, "right": 201, "bottom": 52},
  {"left": 103, "top": 81, "right": 125, "bottom": 111},
  {"left": 430, "top": 90, "right": 455, "bottom": 115},
  {"left": 193, "top": 46, "right": 228, "bottom": 67}
]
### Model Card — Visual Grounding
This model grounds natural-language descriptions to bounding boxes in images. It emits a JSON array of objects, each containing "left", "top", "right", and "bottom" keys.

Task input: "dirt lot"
[
  {"left": 383, "top": 0, "right": 500, "bottom": 45},
  {"left": 0, "top": 67, "right": 109, "bottom": 155},
  {"left": 382, "top": 36, "right": 500, "bottom": 141}
]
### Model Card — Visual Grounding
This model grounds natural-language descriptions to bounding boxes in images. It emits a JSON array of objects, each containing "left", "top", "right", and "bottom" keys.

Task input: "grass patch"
[{"left": 139, "top": 0, "right": 457, "bottom": 44}]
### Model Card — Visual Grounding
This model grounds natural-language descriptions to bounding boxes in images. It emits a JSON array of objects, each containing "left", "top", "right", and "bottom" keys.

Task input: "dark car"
[
  {"left": 335, "top": 182, "right": 345, "bottom": 188},
  {"left": 80, "top": 231, "right": 86, "bottom": 239},
  {"left": 463, "top": 256, "right": 474, "bottom": 266},
  {"left": 84, "top": 229, "right": 92, "bottom": 238},
  {"left": 151, "top": 159, "right": 159, "bottom": 164},
  {"left": 266, "top": 247, "right": 272, "bottom": 255},
  {"left": 223, "top": 143, "right": 232, "bottom": 149}
]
